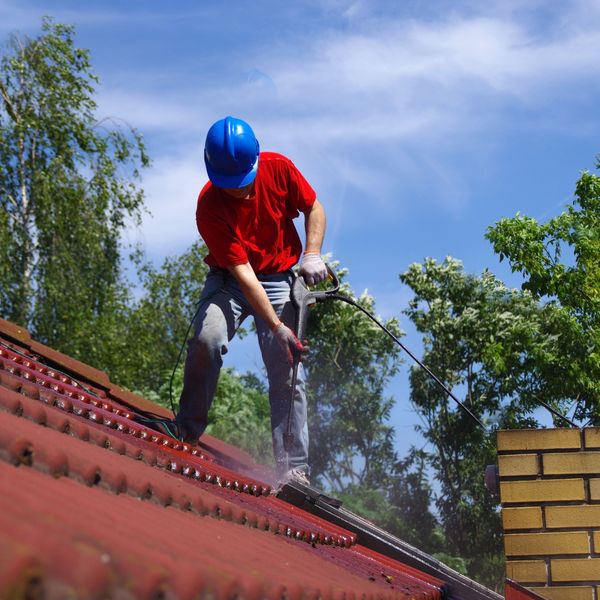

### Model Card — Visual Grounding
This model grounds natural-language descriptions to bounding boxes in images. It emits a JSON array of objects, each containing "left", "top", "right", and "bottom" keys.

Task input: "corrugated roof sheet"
[{"left": 0, "top": 317, "right": 458, "bottom": 599}]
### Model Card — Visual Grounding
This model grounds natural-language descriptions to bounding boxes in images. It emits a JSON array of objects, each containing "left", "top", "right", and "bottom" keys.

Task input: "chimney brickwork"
[{"left": 498, "top": 428, "right": 600, "bottom": 600}]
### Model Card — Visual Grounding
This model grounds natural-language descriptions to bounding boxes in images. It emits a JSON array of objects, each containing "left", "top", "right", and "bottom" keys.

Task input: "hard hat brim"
[{"left": 205, "top": 156, "right": 259, "bottom": 189}]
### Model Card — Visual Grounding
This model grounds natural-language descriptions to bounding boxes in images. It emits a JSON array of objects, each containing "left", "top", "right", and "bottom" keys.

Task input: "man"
[{"left": 176, "top": 116, "right": 327, "bottom": 486}]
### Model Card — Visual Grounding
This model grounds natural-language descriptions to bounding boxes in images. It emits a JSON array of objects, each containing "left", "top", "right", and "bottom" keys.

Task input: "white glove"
[{"left": 298, "top": 252, "right": 327, "bottom": 285}]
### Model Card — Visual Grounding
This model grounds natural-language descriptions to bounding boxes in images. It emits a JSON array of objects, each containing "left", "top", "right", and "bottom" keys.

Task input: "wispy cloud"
[
  {"left": 92, "top": 2, "right": 600, "bottom": 145},
  {"left": 6, "top": 1, "right": 599, "bottom": 255},
  {"left": 129, "top": 150, "right": 204, "bottom": 258},
  {"left": 235, "top": 2, "right": 600, "bottom": 225},
  {"left": 256, "top": 12, "right": 600, "bottom": 136},
  {"left": 114, "top": 0, "right": 599, "bottom": 252},
  {"left": 94, "top": 88, "right": 203, "bottom": 135}
]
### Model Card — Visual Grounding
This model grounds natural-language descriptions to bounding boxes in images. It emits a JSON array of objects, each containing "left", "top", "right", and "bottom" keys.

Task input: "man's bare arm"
[
  {"left": 299, "top": 199, "right": 327, "bottom": 284},
  {"left": 304, "top": 199, "right": 326, "bottom": 254}
]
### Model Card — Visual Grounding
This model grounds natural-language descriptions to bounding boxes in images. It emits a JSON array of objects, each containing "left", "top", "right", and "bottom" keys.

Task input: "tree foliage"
[
  {"left": 0, "top": 18, "right": 148, "bottom": 369},
  {"left": 486, "top": 160, "right": 600, "bottom": 420},
  {"left": 400, "top": 257, "right": 574, "bottom": 587},
  {"left": 381, "top": 448, "right": 441, "bottom": 554},
  {"left": 111, "top": 241, "right": 209, "bottom": 394}
]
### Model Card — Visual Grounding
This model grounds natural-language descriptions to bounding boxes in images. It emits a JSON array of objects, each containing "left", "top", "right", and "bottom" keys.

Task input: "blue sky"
[{"left": 2, "top": 0, "right": 600, "bottom": 455}]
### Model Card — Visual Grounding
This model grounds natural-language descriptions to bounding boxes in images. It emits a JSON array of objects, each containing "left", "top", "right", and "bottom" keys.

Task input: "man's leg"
[
  {"left": 254, "top": 272, "right": 309, "bottom": 479},
  {"left": 176, "top": 269, "right": 246, "bottom": 442}
]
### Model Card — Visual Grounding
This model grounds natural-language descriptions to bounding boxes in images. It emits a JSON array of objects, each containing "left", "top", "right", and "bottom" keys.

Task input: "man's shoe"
[
  {"left": 140, "top": 417, "right": 180, "bottom": 439},
  {"left": 279, "top": 467, "right": 310, "bottom": 488},
  {"left": 146, "top": 419, "right": 199, "bottom": 446}
]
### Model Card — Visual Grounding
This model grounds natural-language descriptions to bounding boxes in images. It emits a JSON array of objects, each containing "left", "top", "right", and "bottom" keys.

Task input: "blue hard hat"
[{"left": 204, "top": 116, "right": 260, "bottom": 188}]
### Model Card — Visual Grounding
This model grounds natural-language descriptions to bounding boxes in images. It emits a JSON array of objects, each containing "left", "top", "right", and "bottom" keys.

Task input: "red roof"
[{"left": 0, "top": 318, "right": 486, "bottom": 599}]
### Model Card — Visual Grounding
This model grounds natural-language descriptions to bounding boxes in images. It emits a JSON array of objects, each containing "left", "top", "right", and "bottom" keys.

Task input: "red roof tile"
[{"left": 0, "top": 321, "right": 493, "bottom": 599}]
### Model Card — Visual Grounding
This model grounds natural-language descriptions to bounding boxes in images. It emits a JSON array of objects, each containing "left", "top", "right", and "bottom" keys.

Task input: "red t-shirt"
[{"left": 196, "top": 152, "right": 317, "bottom": 274}]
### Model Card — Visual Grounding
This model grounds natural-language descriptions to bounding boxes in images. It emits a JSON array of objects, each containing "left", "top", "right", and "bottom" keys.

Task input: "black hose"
[
  {"left": 168, "top": 303, "right": 201, "bottom": 419},
  {"left": 329, "top": 294, "right": 487, "bottom": 430},
  {"left": 538, "top": 399, "right": 577, "bottom": 428},
  {"left": 328, "top": 294, "right": 580, "bottom": 432}
]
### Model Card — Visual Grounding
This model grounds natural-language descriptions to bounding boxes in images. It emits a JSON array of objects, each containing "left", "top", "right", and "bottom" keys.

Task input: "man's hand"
[
  {"left": 299, "top": 252, "right": 327, "bottom": 285},
  {"left": 272, "top": 321, "right": 309, "bottom": 364}
]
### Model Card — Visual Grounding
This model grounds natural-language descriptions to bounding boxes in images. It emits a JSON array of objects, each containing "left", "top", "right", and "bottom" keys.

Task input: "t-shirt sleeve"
[
  {"left": 196, "top": 198, "right": 249, "bottom": 268},
  {"left": 285, "top": 159, "right": 317, "bottom": 213}
]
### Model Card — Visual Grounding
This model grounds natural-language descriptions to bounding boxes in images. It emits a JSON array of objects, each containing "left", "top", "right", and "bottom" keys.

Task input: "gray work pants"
[{"left": 176, "top": 268, "right": 308, "bottom": 476}]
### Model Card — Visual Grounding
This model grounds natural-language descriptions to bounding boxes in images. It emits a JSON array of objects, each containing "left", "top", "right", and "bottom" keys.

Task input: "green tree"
[
  {"left": 486, "top": 158, "right": 600, "bottom": 420},
  {"left": 113, "top": 240, "right": 209, "bottom": 395},
  {"left": 401, "top": 257, "right": 570, "bottom": 588},
  {"left": 0, "top": 18, "right": 148, "bottom": 370},
  {"left": 337, "top": 446, "right": 442, "bottom": 555},
  {"left": 387, "top": 448, "right": 441, "bottom": 554}
]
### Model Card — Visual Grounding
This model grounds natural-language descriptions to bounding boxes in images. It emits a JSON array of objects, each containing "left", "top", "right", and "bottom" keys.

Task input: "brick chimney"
[{"left": 497, "top": 428, "right": 600, "bottom": 599}]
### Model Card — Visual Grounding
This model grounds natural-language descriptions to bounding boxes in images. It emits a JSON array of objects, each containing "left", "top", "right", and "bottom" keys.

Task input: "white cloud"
[
  {"left": 258, "top": 13, "right": 600, "bottom": 140},
  {"left": 230, "top": 4, "right": 600, "bottom": 222},
  {"left": 92, "top": 3, "right": 600, "bottom": 146},
  {"left": 95, "top": 88, "right": 203, "bottom": 134},
  {"left": 128, "top": 151, "right": 205, "bottom": 258}
]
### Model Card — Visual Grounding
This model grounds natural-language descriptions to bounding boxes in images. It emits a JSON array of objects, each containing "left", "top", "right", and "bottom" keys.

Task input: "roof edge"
[{"left": 278, "top": 482, "right": 502, "bottom": 600}]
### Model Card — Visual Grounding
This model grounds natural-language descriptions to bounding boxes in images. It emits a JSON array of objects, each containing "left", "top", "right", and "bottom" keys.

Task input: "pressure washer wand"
[{"left": 283, "top": 267, "right": 340, "bottom": 455}]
